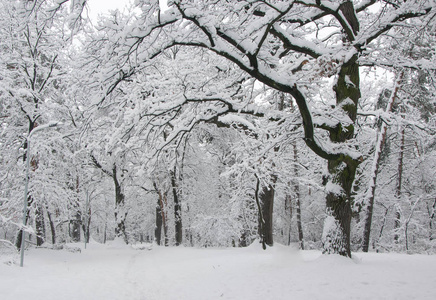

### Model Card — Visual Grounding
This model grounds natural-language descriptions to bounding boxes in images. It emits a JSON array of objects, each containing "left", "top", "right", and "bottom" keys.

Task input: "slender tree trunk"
[
  {"left": 46, "top": 207, "right": 56, "bottom": 245},
  {"left": 90, "top": 156, "right": 129, "bottom": 243},
  {"left": 103, "top": 221, "right": 107, "bottom": 244},
  {"left": 376, "top": 204, "right": 390, "bottom": 249},
  {"left": 394, "top": 127, "right": 405, "bottom": 242},
  {"left": 285, "top": 194, "right": 292, "bottom": 246},
  {"left": 171, "top": 168, "right": 183, "bottom": 246},
  {"left": 81, "top": 208, "right": 91, "bottom": 244},
  {"left": 293, "top": 143, "right": 304, "bottom": 250},
  {"left": 362, "top": 73, "right": 403, "bottom": 252},
  {"left": 428, "top": 198, "right": 436, "bottom": 241},
  {"left": 153, "top": 182, "right": 169, "bottom": 246},
  {"left": 16, "top": 197, "right": 33, "bottom": 250},
  {"left": 69, "top": 176, "right": 81, "bottom": 242},
  {"left": 16, "top": 122, "right": 36, "bottom": 251},
  {"left": 162, "top": 192, "right": 169, "bottom": 246},
  {"left": 154, "top": 196, "right": 162, "bottom": 245}
]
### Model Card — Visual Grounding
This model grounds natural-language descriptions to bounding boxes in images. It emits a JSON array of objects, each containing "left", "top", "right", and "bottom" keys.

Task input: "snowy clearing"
[{"left": 1, "top": 241, "right": 435, "bottom": 300}]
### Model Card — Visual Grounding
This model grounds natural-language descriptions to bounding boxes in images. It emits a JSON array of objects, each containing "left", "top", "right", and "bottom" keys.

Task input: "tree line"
[{"left": 0, "top": 0, "right": 435, "bottom": 257}]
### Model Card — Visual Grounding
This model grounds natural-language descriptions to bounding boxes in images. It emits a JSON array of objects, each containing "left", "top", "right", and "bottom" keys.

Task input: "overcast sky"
[{"left": 87, "top": 0, "right": 130, "bottom": 20}]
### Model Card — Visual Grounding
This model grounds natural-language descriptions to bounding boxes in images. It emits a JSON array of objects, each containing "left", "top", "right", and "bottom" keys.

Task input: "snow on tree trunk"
[
  {"left": 322, "top": 52, "right": 360, "bottom": 257},
  {"left": 260, "top": 183, "right": 275, "bottom": 247},
  {"left": 323, "top": 161, "right": 356, "bottom": 257},
  {"left": 154, "top": 196, "right": 163, "bottom": 246},
  {"left": 113, "top": 165, "right": 128, "bottom": 244},
  {"left": 35, "top": 204, "right": 45, "bottom": 246},
  {"left": 293, "top": 143, "right": 304, "bottom": 250},
  {"left": 70, "top": 210, "right": 81, "bottom": 243},
  {"left": 46, "top": 208, "right": 56, "bottom": 245},
  {"left": 170, "top": 169, "right": 183, "bottom": 246},
  {"left": 394, "top": 126, "right": 405, "bottom": 243},
  {"left": 255, "top": 174, "right": 275, "bottom": 249}
]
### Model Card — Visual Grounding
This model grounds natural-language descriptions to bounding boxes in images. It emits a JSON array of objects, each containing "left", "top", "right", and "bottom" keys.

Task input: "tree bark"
[
  {"left": 260, "top": 183, "right": 275, "bottom": 247},
  {"left": 35, "top": 204, "right": 46, "bottom": 246},
  {"left": 394, "top": 126, "right": 405, "bottom": 242},
  {"left": 153, "top": 182, "right": 169, "bottom": 246},
  {"left": 16, "top": 121, "right": 36, "bottom": 251},
  {"left": 293, "top": 143, "right": 304, "bottom": 250},
  {"left": 113, "top": 165, "right": 128, "bottom": 243},
  {"left": 322, "top": 52, "right": 361, "bottom": 257},
  {"left": 70, "top": 210, "right": 81, "bottom": 242},
  {"left": 255, "top": 175, "right": 275, "bottom": 248},
  {"left": 154, "top": 196, "right": 162, "bottom": 245},
  {"left": 46, "top": 207, "right": 56, "bottom": 245},
  {"left": 323, "top": 160, "right": 356, "bottom": 257},
  {"left": 90, "top": 155, "right": 128, "bottom": 243},
  {"left": 285, "top": 194, "right": 292, "bottom": 246},
  {"left": 171, "top": 168, "right": 183, "bottom": 246}
]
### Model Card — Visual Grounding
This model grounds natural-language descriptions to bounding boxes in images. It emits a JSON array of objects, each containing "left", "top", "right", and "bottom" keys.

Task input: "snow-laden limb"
[
  {"left": 1, "top": 213, "right": 37, "bottom": 235},
  {"left": 94, "top": 0, "right": 433, "bottom": 164},
  {"left": 85, "top": 0, "right": 435, "bottom": 257},
  {"left": 217, "top": 114, "right": 256, "bottom": 131},
  {"left": 355, "top": 1, "right": 435, "bottom": 48},
  {"left": 0, "top": 239, "right": 15, "bottom": 249}
]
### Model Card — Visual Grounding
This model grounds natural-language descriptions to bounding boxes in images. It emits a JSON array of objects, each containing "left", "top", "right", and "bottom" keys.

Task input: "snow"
[
  {"left": 1, "top": 241, "right": 435, "bottom": 300},
  {"left": 218, "top": 114, "right": 256, "bottom": 130}
]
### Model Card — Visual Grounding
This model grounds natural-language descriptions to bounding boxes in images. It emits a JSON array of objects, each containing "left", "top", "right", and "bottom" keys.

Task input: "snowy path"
[{"left": 0, "top": 242, "right": 435, "bottom": 300}]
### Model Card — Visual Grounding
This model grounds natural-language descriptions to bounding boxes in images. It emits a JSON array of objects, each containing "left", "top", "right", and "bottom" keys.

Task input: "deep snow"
[{"left": 1, "top": 240, "right": 435, "bottom": 300}]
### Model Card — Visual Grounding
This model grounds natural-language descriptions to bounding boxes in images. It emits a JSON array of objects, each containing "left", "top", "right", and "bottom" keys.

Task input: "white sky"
[{"left": 87, "top": 0, "right": 131, "bottom": 20}]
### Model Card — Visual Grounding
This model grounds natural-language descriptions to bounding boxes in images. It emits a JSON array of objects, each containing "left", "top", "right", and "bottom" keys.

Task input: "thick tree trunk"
[
  {"left": 70, "top": 210, "right": 81, "bottom": 242},
  {"left": 35, "top": 204, "right": 45, "bottom": 246},
  {"left": 113, "top": 165, "right": 128, "bottom": 243},
  {"left": 260, "top": 184, "right": 275, "bottom": 247},
  {"left": 170, "top": 169, "right": 183, "bottom": 246},
  {"left": 323, "top": 158, "right": 357, "bottom": 257},
  {"left": 255, "top": 175, "right": 275, "bottom": 248},
  {"left": 322, "top": 50, "right": 361, "bottom": 257}
]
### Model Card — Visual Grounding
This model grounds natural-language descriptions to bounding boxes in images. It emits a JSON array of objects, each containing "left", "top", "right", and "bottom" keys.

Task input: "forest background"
[{"left": 0, "top": 0, "right": 435, "bottom": 258}]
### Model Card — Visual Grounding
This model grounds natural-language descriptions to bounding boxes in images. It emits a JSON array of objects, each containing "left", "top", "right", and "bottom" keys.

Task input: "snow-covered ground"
[{"left": 1, "top": 240, "right": 435, "bottom": 300}]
